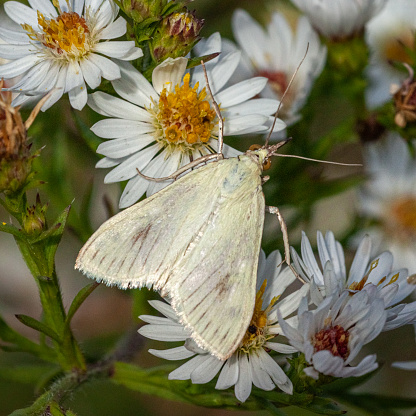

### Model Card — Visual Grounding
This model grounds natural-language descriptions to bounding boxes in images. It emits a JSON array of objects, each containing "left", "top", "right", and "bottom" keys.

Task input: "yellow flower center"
[
  {"left": 383, "top": 30, "right": 415, "bottom": 66},
  {"left": 348, "top": 258, "right": 400, "bottom": 291},
  {"left": 239, "top": 280, "right": 278, "bottom": 354},
  {"left": 22, "top": 3, "right": 90, "bottom": 58},
  {"left": 380, "top": 196, "right": 416, "bottom": 243},
  {"left": 156, "top": 73, "right": 217, "bottom": 153}
]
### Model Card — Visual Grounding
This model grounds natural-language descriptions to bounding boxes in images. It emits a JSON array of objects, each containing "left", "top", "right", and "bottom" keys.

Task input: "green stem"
[
  {"left": 9, "top": 362, "right": 113, "bottom": 416},
  {"left": 14, "top": 230, "right": 85, "bottom": 371}
]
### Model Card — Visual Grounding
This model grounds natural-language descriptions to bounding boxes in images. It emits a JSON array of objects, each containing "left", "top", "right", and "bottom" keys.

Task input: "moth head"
[{"left": 247, "top": 139, "right": 291, "bottom": 171}]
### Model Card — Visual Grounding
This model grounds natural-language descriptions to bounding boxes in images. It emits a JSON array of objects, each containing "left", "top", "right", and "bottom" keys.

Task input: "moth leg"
[
  {"left": 265, "top": 205, "right": 306, "bottom": 284},
  {"left": 136, "top": 153, "right": 222, "bottom": 182}
]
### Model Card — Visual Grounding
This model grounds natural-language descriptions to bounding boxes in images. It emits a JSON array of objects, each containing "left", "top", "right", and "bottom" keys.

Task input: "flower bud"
[
  {"left": 22, "top": 194, "right": 47, "bottom": 235},
  {"left": 151, "top": 11, "right": 204, "bottom": 62},
  {"left": 122, "top": 0, "right": 168, "bottom": 24}
]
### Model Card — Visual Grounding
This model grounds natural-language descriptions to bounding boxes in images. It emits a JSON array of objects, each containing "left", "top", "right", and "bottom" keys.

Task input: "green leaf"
[
  {"left": 0, "top": 315, "right": 56, "bottom": 362},
  {"left": 0, "top": 221, "right": 23, "bottom": 239},
  {"left": 0, "top": 363, "right": 60, "bottom": 384},
  {"left": 15, "top": 314, "right": 61, "bottom": 343},
  {"left": 112, "top": 362, "right": 262, "bottom": 410},
  {"left": 323, "top": 368, "right": 380, "bottom": 393},
  {"left": 65, "top": 282, "right": 100, "bottom": 326},
  {"left": 43, "top": 205, "right": 71, "bottom": 273}
]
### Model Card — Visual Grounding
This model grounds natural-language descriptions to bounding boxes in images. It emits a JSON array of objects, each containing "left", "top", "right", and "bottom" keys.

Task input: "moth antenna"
[
  {"left": 265, "top": 43, "right": 310, "bottom": 147},
  {"left": 271, "top": 153, "right": 362, "bottom": 167},
  {"left": 201, "top": 60, "right": 224, "bottom": 156}
]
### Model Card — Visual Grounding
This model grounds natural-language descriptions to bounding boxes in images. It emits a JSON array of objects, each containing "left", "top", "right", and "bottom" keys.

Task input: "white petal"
[
  {"left": 94, "top": 41, "right": 138, "bottom": 59},
  {"left": 392, "top": 361, "right": 416, "bottom": 370},
  {"left": 97, "top": 135, "right": 155, "bottom": 158},
  {"left": 68, "top": 82, "right": 88, "bottom": 110},
  {"left": 149, "top": 346, "right": 195, "bottom": 361},
  {"left": 138, "top": 323, "right": 189, "bottom": 341},
  {"left": 152, "top": 57, "right": 187, "bottom": 95},
  {"left": 90, "top": 92, "right": 153, "bottom": 122},
  {"left": 234, "top": 353, "right": 252, "bottom": 403},
  {"left": 91, "top": 119, "right": 154, "bottom": 139},
  {"left": 88, "top": 53, "right": 121, "bottom": 80},
  {"left": 215, "top": 77, "right": 267, "bottom": 107},
  {"left": 79, "top": 58, "right": 102, "bottom": 89},
  {"left": 0, "top": 27, "right": 30, "bottom": 44},
  {"left": 104, "top": 144, "right": 159, "bottom": 183},
  {"left": 65, "top": 61, "right": 84, "bottom": 92},
  {"left": 168, "top": 355, "right": 208, "bottom": 380},
  {"left": 215, "top": 353, "right": 239, "bottom": 389},
  {"left": 250, "top": 352, "right": 275, "bottom": 391},
  {"left": 5, "top": 1, "right": 38, "bottom": 27},
  {"left": 148, "top": 299, "right": 178, "bottom": 321},
  {"left": 0, "top": 44, "right": 33, "bottom": 59},
  {"left": 191, "top": 355, "right": 223, "bottom": 384},
  {"left": 0, "top": 54, "right": 39, "bottom": 78},
  {"left": 99, "top": 16, "right": 127, "bottom": 39}
]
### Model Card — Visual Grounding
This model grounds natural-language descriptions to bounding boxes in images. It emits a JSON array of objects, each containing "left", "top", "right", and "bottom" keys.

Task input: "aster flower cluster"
[{"left": 2, "top": 0, "right": 416, "bottom": 414}]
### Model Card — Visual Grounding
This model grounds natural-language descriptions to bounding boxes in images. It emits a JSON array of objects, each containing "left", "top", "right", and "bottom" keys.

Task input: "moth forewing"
[{"left": 75, "top": 151, "right": 266, "bottom": 359}]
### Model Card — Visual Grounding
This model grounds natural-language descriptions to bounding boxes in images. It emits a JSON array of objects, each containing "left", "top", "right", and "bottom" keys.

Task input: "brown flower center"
[{"left": 313, "top": 324, "right": 350, "bottom": 359}]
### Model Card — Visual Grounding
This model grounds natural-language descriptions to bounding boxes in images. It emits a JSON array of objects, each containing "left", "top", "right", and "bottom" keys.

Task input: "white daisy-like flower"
[
  {"left": 138, "top": 250, "right": 309, "bottom": 403},
  {"left": 356, "top": 133, "right": 416, "bottom": 276},
  {"left": 0, "top": 0, "right": 143, "bottom": 111},
  {"left": 290, "top": 0, "right": 386, "bottom": 40},
  {"left": 89, "top": 33, "right": 285, "bottom": 208},
  {"left": 279, "top": 289, "right": 386, "bottom": 379},
  {"left": 291, "top": 230, "right": 416, "bottom": 331},
  {"left": 225, "top": 9, "right": 326, "bottom": 126},
  {"left": 365, "top": 0, "right": 416, "bottom": 109}
]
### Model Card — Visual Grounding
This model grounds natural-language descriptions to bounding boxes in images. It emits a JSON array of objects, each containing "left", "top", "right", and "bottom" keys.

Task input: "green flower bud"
[
  {"left": 22, "top": 194, "right": 48, "bottom": 235},
  {"left": 122, "top": 0, "right": 168, "bottom": 24},
  {"left": 151, "top": 11, "right": 204, "bottom": 62}
]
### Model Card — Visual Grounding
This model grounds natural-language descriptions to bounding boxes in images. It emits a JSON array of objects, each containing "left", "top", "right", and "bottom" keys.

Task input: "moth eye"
[
  {"left": 262, "top": 159, "right": 272, "bottom": 170},
  {"left": 249, "top": 144, "right": 262, "bottom": 151}
]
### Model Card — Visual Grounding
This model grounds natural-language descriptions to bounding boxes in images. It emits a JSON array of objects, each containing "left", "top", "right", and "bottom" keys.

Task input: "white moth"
[
  {"left": 75, "top": 143, "right": 290, "bottom": 361},
  {"left": 76, "top": 62, "right": 298, "bottom": 360}
]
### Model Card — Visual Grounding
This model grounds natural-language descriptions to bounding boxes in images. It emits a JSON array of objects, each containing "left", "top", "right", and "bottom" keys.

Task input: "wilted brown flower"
[{"left": 0, "top": 79, "right": 47, "bottom": 193}]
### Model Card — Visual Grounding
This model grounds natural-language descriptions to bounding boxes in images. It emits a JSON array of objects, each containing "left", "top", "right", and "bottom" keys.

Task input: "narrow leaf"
[
  {"left": 15, "top": 314, "right": 61, "bottom": 343},
  {"left": 65, "top": 282, "right": 100, "bottom": 326}
]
